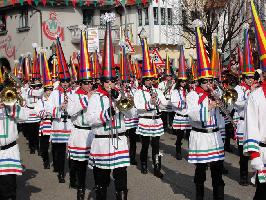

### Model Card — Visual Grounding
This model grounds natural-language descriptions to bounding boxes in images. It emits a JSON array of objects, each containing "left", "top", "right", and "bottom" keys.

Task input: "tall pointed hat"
[
  {"left": 195, "top": 27, "right": 213, "bottom": 79},
  {"left": 56, "top": 37, "right": 71, "bottom": 80},
  {"left": 165, "top": 53, "right": 172, "bottom": 76},
  {"left": 251, "top": 0, "right": 266, "bottom": 72},
  {"left": 243, "top": 28, "right": 255, "bottom": 75},
  {"left": 0, "top": 65, "right": 3, "bottom": 84},
  {"left": 70, "top": 56, "right": 78, "bottom": 81},
  {"left": 101, "top": 13, "right": 116, "bottom": 80},
  {"left": 140, "top": 35, "right": 153, "bottom": 78},
  {"left": 178, "top": 46, "right": 188, "bottom": 80},
  {"left": 31, "top": 43, "right": 41, "bottom": 80},
  {"left": 51, "top": 56, "right": 58, "bottom": 80},
  {"left": 119, "top": 42, "right": 130, "bottom": 81},
  {"left": 93, "top": 51, "right": 101, "bottom": 79},
  {"left": 237, "top": 46, "right": 244, "bottom": 74},
  {"left": 211, "top": 36, "right": 221, "bottom": 80},
  {"left": 24, "top": 54, "right": 31, "bottom": 82},
  {"left": 17, "top": 56, "right": 24, "bottom": 80},
  {"left": 13, "top": 60, "right": 18, "bottom": 77},
  {"left": 79, "top": 30, "right": 93, "bottom": 80},
  {"left": 152, "top": 58, "right": 158, "bottom": 79},
  {"left": 40, "top": 50, "right": 53, "bottom": 87},
  {"left": 190, "top": 56, "right": 198, "bottom": 81}
]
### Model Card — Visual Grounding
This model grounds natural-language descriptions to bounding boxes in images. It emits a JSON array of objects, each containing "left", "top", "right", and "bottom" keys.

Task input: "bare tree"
[{"left": 164, "top": 0, "right": 250, "bottom": 64}]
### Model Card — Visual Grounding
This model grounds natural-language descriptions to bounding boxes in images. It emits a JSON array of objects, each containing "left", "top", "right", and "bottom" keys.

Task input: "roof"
[{"left": 204, "top": 0, "right": 229, "bottom": 11}]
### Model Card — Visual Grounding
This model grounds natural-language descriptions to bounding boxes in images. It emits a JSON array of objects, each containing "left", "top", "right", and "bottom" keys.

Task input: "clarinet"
[
  {"left": 149, "top": 87, "right": 160, "bottom": 115},
  {"left": 62, "top": 89, "right": 68, "bottom": 123}
]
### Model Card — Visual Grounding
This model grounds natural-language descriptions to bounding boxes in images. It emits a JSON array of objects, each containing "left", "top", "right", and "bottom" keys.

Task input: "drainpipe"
[{"left": 30, "top": 6, "right": 43, "bottom": 47}]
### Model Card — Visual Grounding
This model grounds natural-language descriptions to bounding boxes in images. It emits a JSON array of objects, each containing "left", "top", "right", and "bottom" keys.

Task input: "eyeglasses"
[
  {"left": 104, "top": 80, "right": 116, "bottom": 83},
  {"left": 245, "top": 76, "right": 254, "bottom": 80},
  {"left": 201, "top": 79, "right": 214, "bottom": 84},
  {"left": 82, "top": 81, "right": 92, "bottom": 85},
  {"left": 44, "top": 88, "right": 53, "bottom": 91},
  {"left": 61, "top": 79, "right": 71, "bottom": 83},
  {"left": 32, "top": 84, "right": 42, "bottom": 88}
]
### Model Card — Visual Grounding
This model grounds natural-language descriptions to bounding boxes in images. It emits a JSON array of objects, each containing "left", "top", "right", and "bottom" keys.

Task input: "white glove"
[{"left": 251, "top": 157, "right": 264, "bottom": 170}]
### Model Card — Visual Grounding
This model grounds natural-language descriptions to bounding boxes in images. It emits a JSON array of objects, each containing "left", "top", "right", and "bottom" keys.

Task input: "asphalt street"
[{"left": 17, "top": 132, "right": 256, "bottom": 200}]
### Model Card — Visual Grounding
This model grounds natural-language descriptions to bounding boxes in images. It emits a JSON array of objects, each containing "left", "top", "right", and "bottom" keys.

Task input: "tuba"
[{"left": 0, "top": 72, "right": 23, "bottom": 106}]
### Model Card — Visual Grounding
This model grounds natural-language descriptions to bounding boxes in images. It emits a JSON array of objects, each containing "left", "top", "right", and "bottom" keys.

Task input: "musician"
[
  {"left": 86, "top": 76, "right": 130, "bottom": 200},
  {"left": 35, "top": 85, "right": 53, "bottom": 169},
  {"left": 243, "top": 71, "right": 266, "bottom": 199},
  {"left": 134, "top": 76, "right": 167, "bottom": 178},
  {"left": 23, "top": 78, "right": 43, "bottom": 154},
  {"left": 123, "top": 80, "right": 139, "bottom": 165},
  {"left": 0, "top": 64, "right": 30, "bottom": 199},
  {"left": 158, "top": 74, "right": 175, "bottom": 133},
  {"left": 186, "top": 29, "right": 224, "bottom": 200},
  {"left": 67, "top": 78, "right": 94, "bottom": 200},
  {"left": 234, "top": 73, "right": 258, "bottom": 185},
  {"left": 47, "top": 77, "right": 73, "bottom": 183}
]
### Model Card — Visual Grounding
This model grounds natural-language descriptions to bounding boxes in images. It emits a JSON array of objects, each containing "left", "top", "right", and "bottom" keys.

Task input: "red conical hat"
[
  {"left": 70, "top": 56, "right": 78, "bottom": 81},
  {"left": 24, "top": 55, "right": 31, "bottom": 82},
  {"left": 79, "top": 31, "right": 93, "bottom": 80},
  {"left": 243, "top": 28, "right": 255, "bottom": 75},
  {"left": 101, "top": 13, "right": 116, "bottom": 79},
  {"left": 195, "top": 27, "right": 213, "bottom": 79},
  {"left": 56, "top": 37, "right": 71, "bottom": 80},
  {"left": 120, "top": 46, "right": 130, "bottom": 81},
  {"left": 93, "top": 51, "right": 101, "bottom": 79},
  {"left": 40, "top": 50, "right": 53, "bottom": 87},
  {"left": 211, "top": 37, "right": 221, "bottom": 79},
  {"left": 141, "top": 37, "right": 153, "bottom": 78},
  {"left": 178, "top": 46, "right": 187, "bottom": 80},
  {"left": 250, "top": 0, "right": 266, "bottom": 72},
  {"left": 31, "top": 45, "right": 41, "bottom": 80},
  {"left": 191, "top": 56, "right": 198, "bottom": 81}
]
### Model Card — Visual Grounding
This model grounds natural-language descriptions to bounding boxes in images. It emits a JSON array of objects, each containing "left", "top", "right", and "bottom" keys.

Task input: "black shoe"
[
  {"left": 176, "top": 153, "right": 182, "bottom": 160},
  {"left": 196, "top": 184, "right": 204, "bottom": 200},
  {"left": 43, "top": 161, "right": 50, "bottom": 169},
  {"left": 30, "top": 149, "right": 35, "bottom": 154},
  {"left": 77, "top": 188, "right": 85, "bottom": 200},
  {"left": 239, "top": 177, "right": 249, "bottom": 186},
  {"left": 95, "top": 185, "right": 107, "bottom": 200},
  {"left": 58, "top": 173, "right": 65, "bottom": 183},
  {"left": 53, "top": 168, "right": 58, "bottom": 172},
  {"left": 154, "top": 169, "right": 163, "bottom": 179},
  {"left": 115, "top": 190, "right": 128, "bottom": 200},
  {"left": 141, "top": 163, "right": 148, "bottom": 174},
  {"left": 130, "top": 159, "right": 137, "bottom": 165}
]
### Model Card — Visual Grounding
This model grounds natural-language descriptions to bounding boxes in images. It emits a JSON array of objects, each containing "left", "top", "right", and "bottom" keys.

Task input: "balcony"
[{"left": 67, "top": 25, "right": 120, "bottom": 44}]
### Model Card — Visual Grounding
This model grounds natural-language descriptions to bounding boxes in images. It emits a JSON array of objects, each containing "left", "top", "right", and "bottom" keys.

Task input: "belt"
[
  {"left": 95, "top": 133, "right": 125, "bottom": 138},
  {"left": 175, "top": 113, "right": 188, "bottom": 117},
  {"left": 259, "top": 143, "right": 266, "bottom": 147},
  {"left": 239, "top": 117, "right": 244, "bottom": 120},
  {"left": 166, "top": 98, "right": 170, "bottom": 100},
  {"left": 61, "top": 116, "right": 71, "bottom": 119},
  {"left": 139, "top": 115, "right": 161, "bottom": 119},
  {"left": 27, "top": 106, "right": 34, "bottom": 109},
  {"left": 74, "top": 125, "right": 91, "bottom": 130},
  {"left": 0, "top": 141, "right": 16, "bottom": 151},
  {"left": 192, "top": 127, "right": 219, "bottom": 133}
]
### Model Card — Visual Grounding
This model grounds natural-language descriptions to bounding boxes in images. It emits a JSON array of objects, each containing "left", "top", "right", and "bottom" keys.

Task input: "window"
[
  {"left": 144, "top": 7, "right": 149, "bottom": 25},
  {"left": 154, "top": 7, "right": 158, "bottom": 25},
  {"left": 167, "top": 8, "right": 172, "bottom": 25},
  {"left": 161, "top": 8, "right": 166, "bottom": 25},
  {"left": 19, "top": 9, "right": 29, "bottom": 28},
  {"left": 182, "top": 9, "right": 188, "bottom": 26},
  {"left": 83, "top": 10, "right": 93, "bottom": 26},
  {"left": 0, "top": 15, "right": 6, "bottom": 32},
  {"left": 138, "top": 9, "right": 142, "bottom": 26}
]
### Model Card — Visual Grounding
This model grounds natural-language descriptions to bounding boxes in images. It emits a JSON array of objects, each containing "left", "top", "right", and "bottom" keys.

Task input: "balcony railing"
[{"left": 67, "top": 25, "right": 120, "bottom": 44}]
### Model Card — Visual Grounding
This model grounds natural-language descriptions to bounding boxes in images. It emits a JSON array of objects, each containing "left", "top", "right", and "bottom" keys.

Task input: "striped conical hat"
[
  {"left": 178, "top": 46, "right": 187, "bottom": 80},
  {"left": 243, "top": 28, "right": 255, "bottom": 75}
]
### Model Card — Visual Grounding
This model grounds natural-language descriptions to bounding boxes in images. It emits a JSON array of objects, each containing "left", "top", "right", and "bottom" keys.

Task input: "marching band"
[{"left": 1, "top": 1, "right": 266, "bottom": 200}]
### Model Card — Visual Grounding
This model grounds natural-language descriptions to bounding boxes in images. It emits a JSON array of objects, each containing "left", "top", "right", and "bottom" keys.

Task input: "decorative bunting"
[
  {"left": 65, "top": 0, "right": 69, "bottom": 6},
  {"left": 27, "top": 0, "right": 32, "bottom": 5},
  {"left": 41, "top": 0, "right": 47, "bottom": 6},
  {"left": 72, "top": 0, "right": 76, "bottom": 7},
  {"left": 19, "top": 0, "right": 24, "bottom": 5},
  {"left": 11, "top": 0, "right": 16, "bottom": 5},
  {"left": 34, "top": 0, "right": 39, "bottom": 6}
]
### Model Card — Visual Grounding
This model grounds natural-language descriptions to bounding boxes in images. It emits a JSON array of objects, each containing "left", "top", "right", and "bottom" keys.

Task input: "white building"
[{"left": 0, "top": 0, "right": 183, "bottom": 69}]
